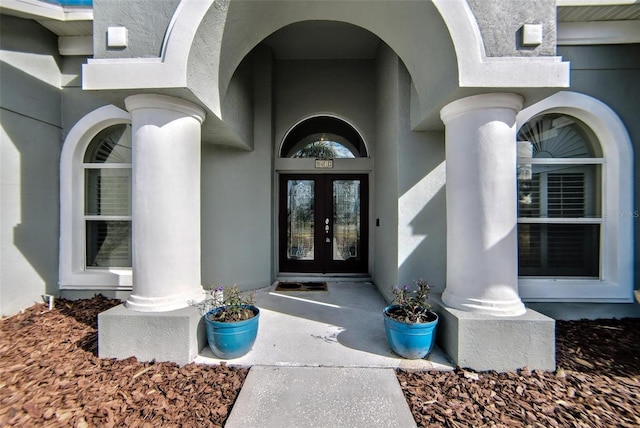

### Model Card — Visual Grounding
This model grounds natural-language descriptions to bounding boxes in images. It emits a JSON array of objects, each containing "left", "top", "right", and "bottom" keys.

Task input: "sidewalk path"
[{"left": 225, "top": 366, "right": 417, "bottom": 428}]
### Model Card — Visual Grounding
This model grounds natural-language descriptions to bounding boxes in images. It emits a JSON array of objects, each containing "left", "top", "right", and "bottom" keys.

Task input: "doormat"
[{"left": 275, "top": 282, "right": 328, "bottom": 292}]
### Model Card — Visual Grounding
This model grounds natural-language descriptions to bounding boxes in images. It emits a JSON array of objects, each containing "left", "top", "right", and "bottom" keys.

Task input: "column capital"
[
  {"left": 440, "top": 93, "right": 523, "bottom": 123},
  {"left": 125, "top": 94, "right": 206, "bottom": 124}
]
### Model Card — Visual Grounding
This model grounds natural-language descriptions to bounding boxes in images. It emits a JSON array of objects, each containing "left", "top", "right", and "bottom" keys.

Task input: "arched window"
[
  {"left": 60, "top": 105, "right": 132, "bottom": 290},
  {"left": 83, "top": 125, "right": 132, "bottom": 268},
  {"left": 516, "top": 92, "right": 633, "bottom": 302},
  {"left": 517, "top": 114, "right": 602, "bottom": 277},
  {"left": 290, "top": 134, "right": 357, "bottom": 159},
  {"left": 280, "top": 116, "right": 368, "bottom": 158}
]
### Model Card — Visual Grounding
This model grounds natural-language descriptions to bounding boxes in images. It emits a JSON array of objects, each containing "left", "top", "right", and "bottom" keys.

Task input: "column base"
[
  {"left": 126, "top": 288, "right": 206, "bottom": 312},
  {"left": 98, "top": 304, "right": 206, "bottom": 365},
  {"left": 431, "top": 293, "right": 556, "bottom": 372},
  {"left": 442, "top": 288, "right": 526, "bottom": 317}
]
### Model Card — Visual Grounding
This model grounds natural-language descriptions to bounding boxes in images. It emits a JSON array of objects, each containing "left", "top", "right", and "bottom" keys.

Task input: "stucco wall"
[
  {"left": 396, "top": 64, "right": 447, "bottom": 294},
  {"left": 557, "top": 44, "right": 640, "bottom": 291},
  {"left": 373, "top": 43, "right": 401, "bottom": 302},
  {"left": 201, "top": 47, "right": 273, "bottom": 290},
  {"left": 93, "top": 0, "right": 179, "bottom": 59},
  {"left": 373, "top": 43, "right": 448, "bottom": 300},
  {"left": 222, "top": 53, "right": 254, "bottom": 151},
  {"left": 467, "top": 0, "right": 557, "bottom": 57},
  {"left": 273, "top": 59, "right": 376, "bottom": 147},
  {"left": 61, "top": 57, "right": 109, "bottom": 141},
  {"left": 0, "top": 16, "right": 61, "bottom": 315}
]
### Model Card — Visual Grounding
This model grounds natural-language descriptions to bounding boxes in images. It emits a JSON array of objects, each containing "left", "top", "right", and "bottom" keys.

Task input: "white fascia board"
[
  {"left": 557, "top": 0, "right": 638, "bottom": 6},
  {"left": 1, "top": 0, "right": 92, "bottom": 21},
  {"left": 59, "top": 35, "right": 92, "bottom": 56},
  {"left": 558, "top": 21, "right": 640, "bottom": 45},
  {"left": 82, "top": 58, "right": 187, "bottom": 90}
]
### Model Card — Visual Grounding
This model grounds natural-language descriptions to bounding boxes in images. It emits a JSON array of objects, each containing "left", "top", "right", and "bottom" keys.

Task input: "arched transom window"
[
  {"left": 290, "top": 134, "right": 357, "bottom": 159},
  {"left": 280, "top": 115, "right": 368, "bottom": 159}
]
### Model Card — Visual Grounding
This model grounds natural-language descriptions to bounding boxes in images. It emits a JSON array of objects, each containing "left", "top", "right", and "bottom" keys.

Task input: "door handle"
[{"left": 325, "top": 218, "right": 330, "bottom": 242}]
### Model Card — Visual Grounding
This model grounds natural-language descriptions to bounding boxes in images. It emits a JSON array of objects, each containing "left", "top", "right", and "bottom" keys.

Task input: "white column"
[
  {"left": 124, "top": 94, "right": 206, "bottom": 312},
  {"left": 440, "top": 93, "right": 526, "bottom": 317}
]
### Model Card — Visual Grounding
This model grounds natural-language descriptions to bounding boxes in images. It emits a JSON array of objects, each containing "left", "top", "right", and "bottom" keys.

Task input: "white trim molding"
[
  {"left": 516, "top": 91, "right": 634, "bottom": 302},
  {"left": 59, "top": 105, "right": 133, "bottom": 290},
  {"left": 558, "top": 21, "right": 640, "bottom": 45}
]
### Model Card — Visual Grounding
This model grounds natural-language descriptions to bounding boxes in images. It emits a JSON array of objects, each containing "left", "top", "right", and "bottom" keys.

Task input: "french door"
[{"left": 279, "top": 174, "right": 368, "bottom": 273}]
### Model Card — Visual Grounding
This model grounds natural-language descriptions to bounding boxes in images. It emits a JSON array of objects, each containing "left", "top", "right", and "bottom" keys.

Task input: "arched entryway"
[{"left": 278, "top": 116, "right": 370, "bottom": 274}]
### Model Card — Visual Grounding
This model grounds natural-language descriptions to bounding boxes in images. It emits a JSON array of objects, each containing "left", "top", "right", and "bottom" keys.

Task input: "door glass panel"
[
  {"left": 333, "top": 180, "right": 360, "bottom": 261},
  {"left": 286, "top": 180, "right": 315, "bottom": 260}
]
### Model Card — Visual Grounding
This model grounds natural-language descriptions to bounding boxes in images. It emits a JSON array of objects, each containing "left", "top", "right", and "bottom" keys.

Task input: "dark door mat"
[{"left": 275, "top": 282, "right": 328, "bottom": 292}]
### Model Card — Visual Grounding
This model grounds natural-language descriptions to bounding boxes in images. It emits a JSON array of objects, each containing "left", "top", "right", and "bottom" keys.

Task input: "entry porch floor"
[{"left": 194, "top": 281, "right": 453, "bottom": 370}]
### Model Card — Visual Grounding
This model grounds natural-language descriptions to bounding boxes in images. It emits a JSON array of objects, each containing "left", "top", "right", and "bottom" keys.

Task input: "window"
[
  {"left": 515, "top": 92, "right": 633, "bottom": 302},
  {"left": 280, "top": 115, "right": 368, "bottom": 158},
  {"left": 517, "top": 114, "right": 602, "bottom": 278},
  {"left": 60, "top": 105, "right": 132, "bottom": 290},
  {"left": 291, "top": 134, "right": 357, "bottom": 159},
  {"left": 83, "top": 125, "right": 132, "bottom": 268}
]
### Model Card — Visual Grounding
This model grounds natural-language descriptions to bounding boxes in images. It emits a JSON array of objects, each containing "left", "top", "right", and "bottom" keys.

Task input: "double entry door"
[{"left": 279, "top": 174, "right": 368, "bottom": 273}]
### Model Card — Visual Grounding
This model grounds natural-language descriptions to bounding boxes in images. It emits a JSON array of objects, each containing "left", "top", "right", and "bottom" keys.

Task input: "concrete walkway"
[
  {"left": 225, "top": 366, "right": 417, "bottom": 428},
  {"left": 195, "top": 281, "right": 452, "bottom": 370},
  {"left": 195, "top": 281, "right": 453, "bottom": 427}
]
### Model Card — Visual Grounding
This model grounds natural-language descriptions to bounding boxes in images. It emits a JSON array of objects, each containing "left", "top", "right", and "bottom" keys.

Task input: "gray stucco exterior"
[
  {"left": 1, "top": 15, "right": 61, "bottom": 312},
  {"left": 556, "top": 43, "right": 640, "bottom": 292},
  {"left": 467, "top": 0, "right": 557, "bottom": 57},
  {"left": 1, "top": 0, "right": 638, "bottom": 353}
]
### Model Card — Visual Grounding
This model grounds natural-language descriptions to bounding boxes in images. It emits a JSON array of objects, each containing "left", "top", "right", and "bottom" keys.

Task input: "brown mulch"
[
  {"left": 399, "top": 318, "right": 640, "bottom": 427},
  {"left": 0, "top": 296, "right": 248, "bottom": 427},
  {"left": 1, "top": 297, "right": 639, "bottom": 427}
]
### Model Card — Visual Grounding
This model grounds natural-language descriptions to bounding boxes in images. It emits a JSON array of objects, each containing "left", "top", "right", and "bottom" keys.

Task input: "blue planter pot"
[
  {"left": 204, "top": 305, "right": 260, "bottom": 359},
  {"left": 383, "top": 305, "right": 438, "bottom": 359}
]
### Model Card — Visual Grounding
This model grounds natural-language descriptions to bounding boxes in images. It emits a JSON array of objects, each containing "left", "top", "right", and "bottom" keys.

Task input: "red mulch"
[
  {"left": 0, "top": 296, "right": 247, "bottom": 427},
  {"left": 398, "top": 318, "right": 640, "bottom": 427},
  {"left": 1, "top": 296, "right": 639, "bottom": 427}
]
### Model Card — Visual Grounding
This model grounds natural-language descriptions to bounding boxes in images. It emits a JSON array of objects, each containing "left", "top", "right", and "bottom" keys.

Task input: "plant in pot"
[
  {"left": 194, "top": 285, "right": 260, "bottom": 359},
  {"left": 383, "top": 279, "right": 439, "bottom": 359}
]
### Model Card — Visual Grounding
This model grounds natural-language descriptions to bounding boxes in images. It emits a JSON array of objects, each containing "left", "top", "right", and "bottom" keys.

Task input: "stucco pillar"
[
  {"left": 440, "top": 93, "right": 526, "bottom": 317},
  {"left": 124, "top": 94, "right": 206, "bottom": 312}
]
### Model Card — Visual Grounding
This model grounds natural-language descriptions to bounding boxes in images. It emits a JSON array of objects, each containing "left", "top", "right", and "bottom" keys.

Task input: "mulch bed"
[
  {"left": 1, "top": 296, "right": 639, "bottom": 427},
  {"left": 398, "top": 318, "right": 640, "bottom": 427},
  {"left": 0, "top": 296, "right": 247, "bottom": 427}
]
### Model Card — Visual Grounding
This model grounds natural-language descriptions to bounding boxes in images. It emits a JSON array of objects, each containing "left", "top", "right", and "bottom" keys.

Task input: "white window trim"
[
  {"left": 516, "top": 91, "right": 634, "bottom": 302},
  {"left": 60, "top": 105, "right": 133, "bottom": 290}
]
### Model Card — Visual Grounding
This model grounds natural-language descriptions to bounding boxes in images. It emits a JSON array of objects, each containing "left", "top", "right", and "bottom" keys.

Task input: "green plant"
[
  {"left": 193, "top": 285, "right": 256, "bottom": 322},
  {"left": 387, "top": 279, "right": 436, "bottom": 323}
]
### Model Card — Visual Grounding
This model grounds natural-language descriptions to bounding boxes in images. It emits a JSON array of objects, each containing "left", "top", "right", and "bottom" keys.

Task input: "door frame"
[{"left": 278, "top": 173, "right": 369, "bottom": 274}]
